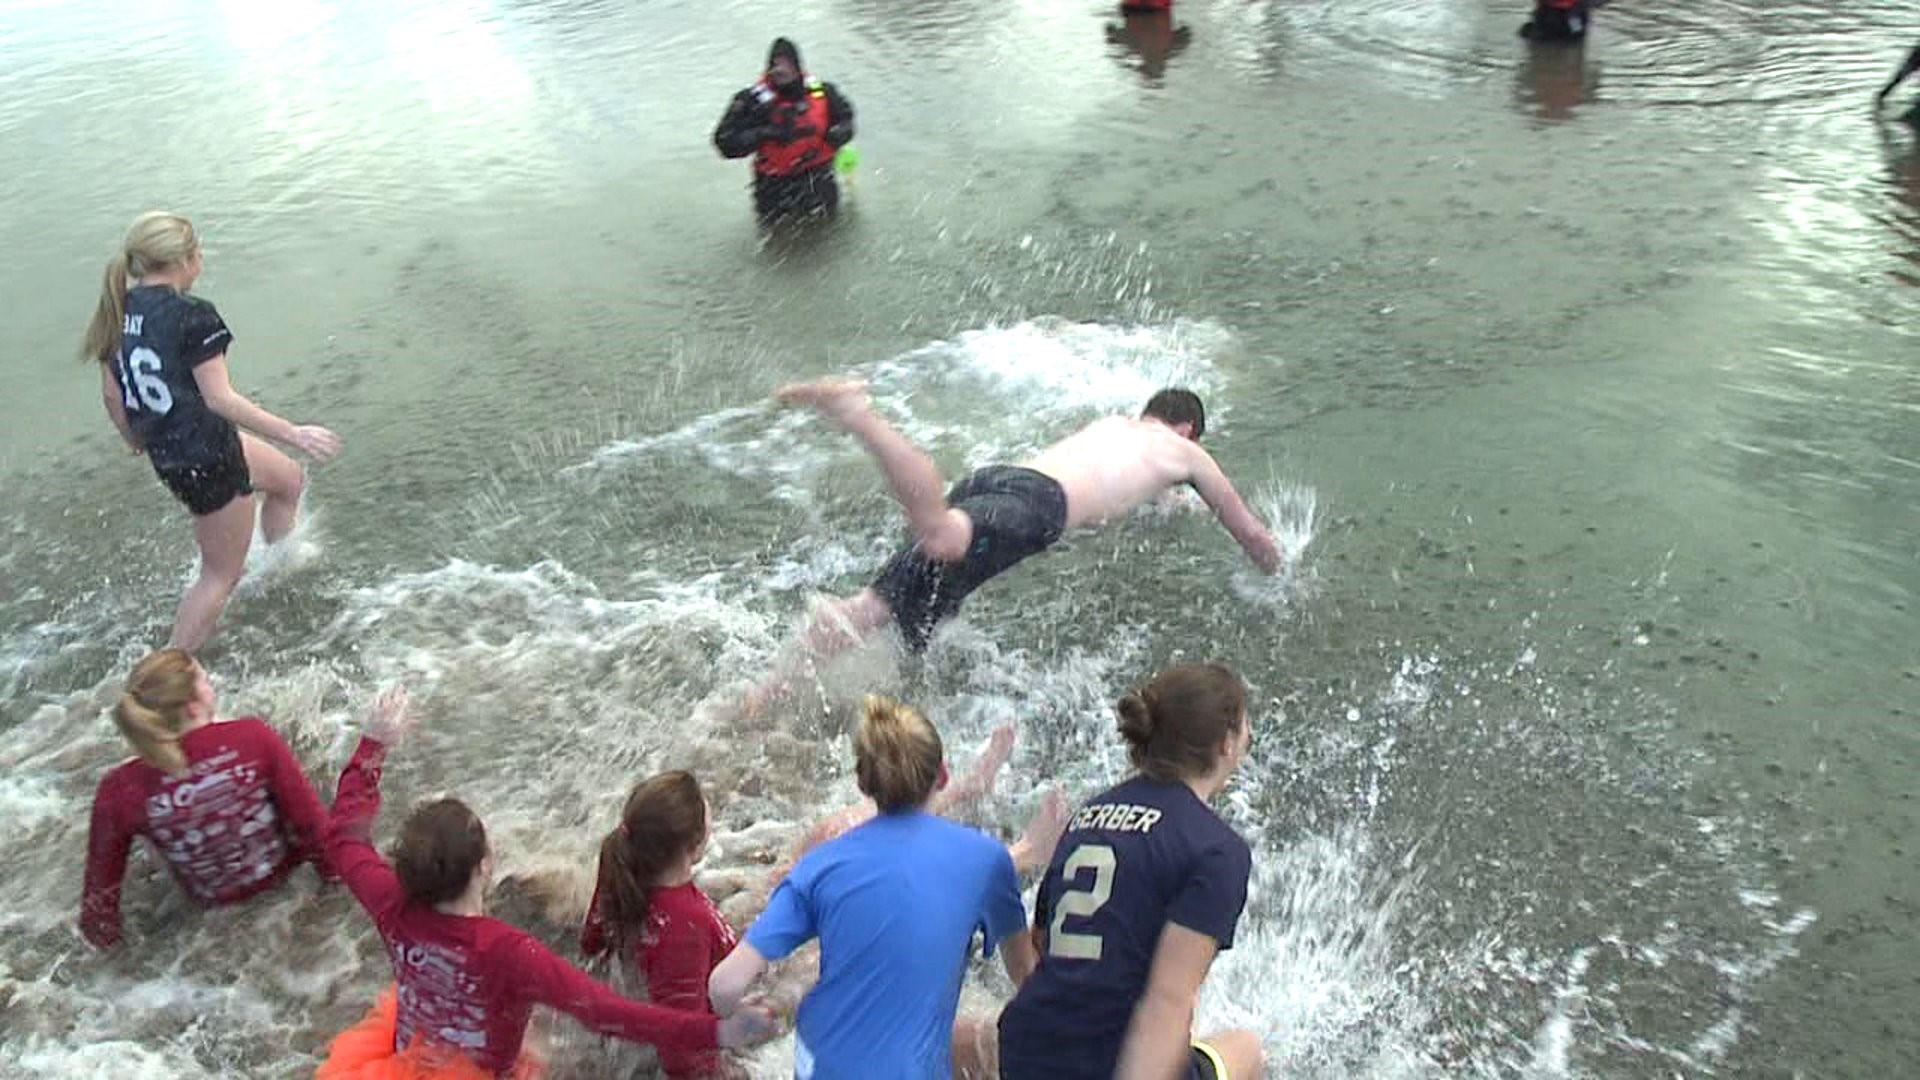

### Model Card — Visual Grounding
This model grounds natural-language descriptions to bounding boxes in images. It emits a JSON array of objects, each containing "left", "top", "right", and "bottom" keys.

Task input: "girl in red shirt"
[
  {"left": 583, "top": 727, "right": 1070, "bottom": 1078},
  {"left": 581, "top": 771, "right": 738, "bottom": 1079},
  {"left": 80, "top": 648, "right": 332, "bottom": 949},
  {"left": 319, "top": 689, "right": 777, "bottom": 1080}
]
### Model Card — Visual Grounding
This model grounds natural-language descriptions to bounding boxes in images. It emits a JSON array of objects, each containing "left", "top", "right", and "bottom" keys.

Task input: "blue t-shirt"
[
  {"left": 115, "top": 285, "right": 237, "bottom": 469},
  {"left": 997, "top": 775, "right": 1253, "bottom": 1079},
  {"left": 745, "top": 810, "right": 1026, "bottom": 1080}
]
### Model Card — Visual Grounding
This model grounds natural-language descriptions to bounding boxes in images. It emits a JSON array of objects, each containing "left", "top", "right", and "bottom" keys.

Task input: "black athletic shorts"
[
  {"left": 152, "top": 427, "right": 253, "bottom": 517},
  {"left": 870, "top": 465, "right": 1068, "bottom": 652}
]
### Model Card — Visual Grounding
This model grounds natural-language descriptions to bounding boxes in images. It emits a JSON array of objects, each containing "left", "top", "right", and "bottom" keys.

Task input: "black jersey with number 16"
[
  {"left": 115, "top": 285, "right": 236, "bottom": 470},
  {"left": 997, "top": 774, "right": 1253, "bottom": 1079}
]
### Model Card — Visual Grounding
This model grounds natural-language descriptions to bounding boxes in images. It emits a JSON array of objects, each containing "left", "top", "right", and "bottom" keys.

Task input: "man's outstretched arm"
[{"left": 1184, "top": 444, "right": 1280, "bottom": 573}]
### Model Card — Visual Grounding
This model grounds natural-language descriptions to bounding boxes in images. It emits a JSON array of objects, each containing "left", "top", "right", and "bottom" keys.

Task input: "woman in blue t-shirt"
[
  {"left": 708, "top": 695, "right": 1038, "bottom": 1079},
  {"left": 997, "top": 662, "right": 1267, "bottom": 1080},
  {"left": 81, "top": 212, "right": 341, "bottom": 650}
]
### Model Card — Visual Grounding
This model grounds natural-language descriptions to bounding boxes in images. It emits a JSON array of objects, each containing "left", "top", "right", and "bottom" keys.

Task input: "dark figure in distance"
[{"left": 1520, "top": 0, "right": 1593, "bottom": 43}]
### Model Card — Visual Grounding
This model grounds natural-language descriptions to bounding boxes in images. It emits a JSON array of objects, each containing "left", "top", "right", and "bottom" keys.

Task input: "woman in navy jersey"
[
  {"left": 997, "top": 662, "right": 1267, "bottom": 1080},
  {"left": 79, "top": 648, "right": 334, "bottom": 949},
  {"left": 81, "top": 211, "right": 342, "bottom": 651}
]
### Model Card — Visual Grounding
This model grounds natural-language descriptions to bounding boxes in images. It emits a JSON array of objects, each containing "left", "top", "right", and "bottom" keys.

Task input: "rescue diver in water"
[{"left": 712, "top": 38, "right": 856, "bottom": 227}]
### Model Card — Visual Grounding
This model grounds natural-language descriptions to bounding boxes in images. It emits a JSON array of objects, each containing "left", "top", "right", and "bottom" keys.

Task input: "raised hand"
[{"left": 364, "top": 685, "right": 414, "bottom": 746}]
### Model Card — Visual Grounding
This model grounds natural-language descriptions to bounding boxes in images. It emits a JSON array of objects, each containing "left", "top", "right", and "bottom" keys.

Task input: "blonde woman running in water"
[{"left": 82, "top": 211, "right": 341, "bottom": 650}]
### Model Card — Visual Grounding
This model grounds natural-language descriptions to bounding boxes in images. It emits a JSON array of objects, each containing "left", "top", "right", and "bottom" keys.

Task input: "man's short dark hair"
[{"left": 1142, "top": 389, "right": 1205, "bottom": 438}]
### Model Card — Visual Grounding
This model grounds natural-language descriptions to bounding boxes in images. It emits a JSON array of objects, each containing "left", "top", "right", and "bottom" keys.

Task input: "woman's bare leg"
[
  {"left": 240, "top": 432, "right": 306, "bottom": 543},
  {"left": 1197, "top": 1028, "right": 1267, "bottom": 1078},
  {"left": 168, "top": 494, "right": 256, "bottom": 651},
  {"left": 929, "top": 724, "right": 1015, "bottom": 819}
]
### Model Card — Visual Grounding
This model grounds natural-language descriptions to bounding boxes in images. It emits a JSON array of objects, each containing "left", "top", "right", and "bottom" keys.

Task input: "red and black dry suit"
[{"left": 713, "top": 69, "right": 854, "bottom": 225}]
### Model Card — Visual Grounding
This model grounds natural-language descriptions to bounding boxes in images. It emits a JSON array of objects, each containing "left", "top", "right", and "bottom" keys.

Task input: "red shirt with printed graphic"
[
  {"left": 582, "top": 878, "right": 740, "bottom": 1078},
  {"left": 80, "top": 717, "right": 332, "bottom": 949},
  {"left": 327, "top": 737, "right": 721, "bottom": 1077}
]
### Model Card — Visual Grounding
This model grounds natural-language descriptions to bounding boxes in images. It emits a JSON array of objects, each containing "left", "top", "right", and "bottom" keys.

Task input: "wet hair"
[
  {"left": 1141, "top": 389, "right": 1205, "bottom": 438},
  {"left": 853, "top": 695, "right": 944, "bottom": 813},
  {"left": 82, "top": 211, "right": 199, "bottom": 366},
  {"left": 594, "top": 771, "right": 707, "bottom": 951},
  {"left": 392, "top": 798, "right": 489, "bottom": 906},
  {"left": 113, "top": 648, "right": 201, "bottom": 774},
  {"left": 1116, "top": 662, "right": 1248, "bottom": 782}
]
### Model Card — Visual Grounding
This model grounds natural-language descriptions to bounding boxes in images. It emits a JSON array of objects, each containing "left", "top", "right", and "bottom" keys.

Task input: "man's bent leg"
[
  {"left": 777, "top": 379, "right": 974, "bottom": 559},
  {"left": 743, "top": 588, "right": 895, "bottom": 716}
]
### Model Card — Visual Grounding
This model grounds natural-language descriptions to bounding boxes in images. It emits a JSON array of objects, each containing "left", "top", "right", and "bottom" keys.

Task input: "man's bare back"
[
  {"left": 777, "top": 376, "right": 1278, "bottom": 573},
  {"left": 1021, "top": 415, "right": 1199, "bottom": 530}
]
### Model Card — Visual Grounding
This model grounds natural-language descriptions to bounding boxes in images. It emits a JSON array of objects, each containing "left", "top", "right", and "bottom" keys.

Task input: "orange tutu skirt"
[{"left": 317, "top": 988, "right": 543, "bottom": 1080}]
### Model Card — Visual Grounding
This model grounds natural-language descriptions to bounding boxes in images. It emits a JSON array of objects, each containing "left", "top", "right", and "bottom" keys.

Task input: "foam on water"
[
  {"left": 568, "top": 318, "right": 1239, "bottom": 494},
  {"left": 1233, "top": 477, "right": 1323, "bottom": 610},
  {"left": 166, "top": 503, "right": 327, "bottom": 598}
]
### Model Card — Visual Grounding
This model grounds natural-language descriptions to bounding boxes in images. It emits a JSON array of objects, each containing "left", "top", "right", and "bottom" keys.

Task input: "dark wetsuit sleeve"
[
  {"left": 822, "top": 81, "right": 855, "bottom": 148},
  {"left": 181, "top": 301, "right": 233, "bottom": 366},
  {"left": 713, "top": 89, "right": 770, "bottom": 158}
]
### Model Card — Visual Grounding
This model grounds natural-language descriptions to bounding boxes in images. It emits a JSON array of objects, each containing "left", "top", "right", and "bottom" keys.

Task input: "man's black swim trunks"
[{"left": 870, "top": 465, "right": 1069, "bottom": 652}]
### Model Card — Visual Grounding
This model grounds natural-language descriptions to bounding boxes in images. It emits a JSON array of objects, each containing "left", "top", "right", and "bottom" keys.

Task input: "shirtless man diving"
[{"left": 748, "top": 378, "right": 1280, "bottom": 709}]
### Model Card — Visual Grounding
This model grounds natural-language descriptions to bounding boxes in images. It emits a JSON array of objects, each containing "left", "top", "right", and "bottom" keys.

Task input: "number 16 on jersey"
[{"left": 118, "top": 346, "right": 173, "bottom": 414}]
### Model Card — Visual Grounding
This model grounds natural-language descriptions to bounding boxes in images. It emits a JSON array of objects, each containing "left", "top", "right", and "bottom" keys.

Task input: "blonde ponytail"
[
  {"left": 853, "top": 695, "right": 943, "bottom": 812},
  {"left": 82, "top": 253, "right": 131, "bottom": 366},
  {"left": 113, "top": 648, "right": 201, "bottom": 774},
  {"left": 81, "top": 212, "right": 200, "bottom": 365}
]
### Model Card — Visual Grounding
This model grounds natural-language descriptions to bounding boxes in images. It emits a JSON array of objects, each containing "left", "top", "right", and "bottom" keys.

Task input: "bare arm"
[
  {"left": 708, "top": 940, "right": 771, "bottom": 1017},
  {"left": 192, "top": 356, "right": 341, "bottom": 460},
  {"left": 1183, "top": 444, "right": 1279, "bottom": 573},
  {"left": 1114, "top": 922, "right": 1220, "bottom": 1080},
  {"left": 98, "top": 364, "right": 140, "bottom": 453},
  {"left": 999, "top": 927, "right": 1038, "bottom": 988}
]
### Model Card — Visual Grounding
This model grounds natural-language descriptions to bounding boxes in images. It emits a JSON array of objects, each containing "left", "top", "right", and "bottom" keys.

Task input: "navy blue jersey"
[
  {"left": 998, "top": 775, "right": 1252, "bottom": 1079},
  {"left": 115, "top": 285, "right": 236, "bottom": 469}
]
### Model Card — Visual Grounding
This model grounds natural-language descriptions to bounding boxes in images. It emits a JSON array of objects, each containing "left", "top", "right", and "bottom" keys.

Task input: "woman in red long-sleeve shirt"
[
  {"left": 319, "top": 689, "right": 777, "bottom": 1080},
  {"left": 80, "top": 648, "right": 331, "bottom": 950},
  {"left": 581, "top": 771, "right": 739, "bottom": 1079}
]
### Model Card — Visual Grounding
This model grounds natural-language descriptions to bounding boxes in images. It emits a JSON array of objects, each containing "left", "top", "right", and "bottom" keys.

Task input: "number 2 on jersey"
[
  {"left": 119, "top": 346, "right": 173, "bottom": 414},
  {"left": 1048, "top": 843, "right": 1116, "bottom": 961}
]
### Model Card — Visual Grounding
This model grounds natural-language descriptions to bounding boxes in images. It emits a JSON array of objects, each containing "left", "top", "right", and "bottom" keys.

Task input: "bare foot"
[
  {"left": 775, "top": 378, "right": 872, "bottom": 425},
  {"left": 934, "top": 724, "right": 1016, "bottom": 816},
  {"left": 1010, "top": 786, "right": 1069, "bottom": 877}
]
